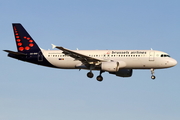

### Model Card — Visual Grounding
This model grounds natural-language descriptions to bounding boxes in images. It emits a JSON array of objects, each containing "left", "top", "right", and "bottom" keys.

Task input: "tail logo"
[{"left": 14, "top": 27, "right": 35, "bottom": 51}]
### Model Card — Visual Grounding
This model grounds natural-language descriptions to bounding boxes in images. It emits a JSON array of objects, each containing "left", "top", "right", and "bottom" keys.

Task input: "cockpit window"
[{"left": 161, "top": 54, "right": 170, "bottom": 57}]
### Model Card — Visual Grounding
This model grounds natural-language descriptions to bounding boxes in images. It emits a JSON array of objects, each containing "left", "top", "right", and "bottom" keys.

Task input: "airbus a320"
[{"left": 4, "top": 23, "right": 177, "bottom": 81}]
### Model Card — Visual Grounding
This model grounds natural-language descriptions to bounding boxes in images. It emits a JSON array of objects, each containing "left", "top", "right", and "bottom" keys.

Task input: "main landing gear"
[
  {"left": 150, "top": 68, "right": 156, "bottom": 80},
  {"left": 87, "top": 69, "right": 104, "bottom": 82},
  {"left": 96, "top": 71, "right": 104, "bottom": 82},
  {"left": 87, "top": 65, "right": 94, "bottom": 78},
  {"left": 87, "top": 71, "right": 94, "bottom": 78}
]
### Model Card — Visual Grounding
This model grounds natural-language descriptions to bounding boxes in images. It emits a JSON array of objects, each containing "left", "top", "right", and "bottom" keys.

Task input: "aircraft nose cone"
[
  {"left": 173, "top": 59, "right": 177, "bottom": 66},
  {"left": 170, "top": 59, "right": 177, "bottom": 67}
]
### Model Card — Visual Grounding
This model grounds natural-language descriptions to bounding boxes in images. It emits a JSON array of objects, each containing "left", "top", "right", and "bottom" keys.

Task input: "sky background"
[{"left": 0, "top": 0, "right": 180, "bottom": 120}]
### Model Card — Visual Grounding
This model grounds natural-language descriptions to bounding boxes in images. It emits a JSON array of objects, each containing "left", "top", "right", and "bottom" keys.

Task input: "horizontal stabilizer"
[{"left": 3, "top": 50, "right": 26, "bottom": 56}]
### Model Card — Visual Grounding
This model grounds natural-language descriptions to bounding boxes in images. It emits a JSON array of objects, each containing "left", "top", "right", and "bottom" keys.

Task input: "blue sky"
[{"left": 0, "top": 0, "right": 180, "bottom": 120}]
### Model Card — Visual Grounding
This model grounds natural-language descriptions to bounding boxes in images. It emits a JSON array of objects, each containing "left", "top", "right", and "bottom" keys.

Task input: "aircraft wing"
[{"left": 52, "top": 45, "right": 106, "bottom": 64}]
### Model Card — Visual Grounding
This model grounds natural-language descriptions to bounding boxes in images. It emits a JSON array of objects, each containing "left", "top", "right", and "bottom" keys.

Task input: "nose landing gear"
[
  {"left": 151, "top": 68, "right": 156, "bottom": 80},
  {"left": 151, "top": 75, "right": 156, "bottom": 79}
]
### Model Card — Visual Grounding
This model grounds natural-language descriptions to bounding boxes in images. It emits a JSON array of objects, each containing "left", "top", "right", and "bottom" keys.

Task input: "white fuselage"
[{"left": 41, "top": 49, "right": 177, "bottom": 70}]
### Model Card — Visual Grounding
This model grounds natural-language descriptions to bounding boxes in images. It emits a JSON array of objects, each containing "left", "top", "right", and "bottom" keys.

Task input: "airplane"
[{"left": 4, "top": 23, "right": 177, "bottom": 81}]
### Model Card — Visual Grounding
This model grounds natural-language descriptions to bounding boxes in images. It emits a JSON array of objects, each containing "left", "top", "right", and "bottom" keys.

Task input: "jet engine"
[
  {"left": 101, "top": 61, "right": 126, "bottom": 72},
  {"left": 109, "top": 69, "right": 133, "bottom": 77}
]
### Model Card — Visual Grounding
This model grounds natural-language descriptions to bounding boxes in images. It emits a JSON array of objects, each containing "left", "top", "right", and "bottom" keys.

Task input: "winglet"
[{"left": 51, "top": 44, "right": 56, "bottom": 49}]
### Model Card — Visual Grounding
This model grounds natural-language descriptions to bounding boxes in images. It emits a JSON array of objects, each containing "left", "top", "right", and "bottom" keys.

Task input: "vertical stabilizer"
[{"left": 12, "top": 23, "right": 40, "bottom": 53}]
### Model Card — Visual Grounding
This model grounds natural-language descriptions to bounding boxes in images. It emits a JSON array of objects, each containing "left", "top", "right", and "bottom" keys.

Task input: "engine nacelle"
[
  {"left": 101, "top": 61, "right": 126, "bottom": 72},
  {"left": 109, "top": 69, "right": 133, "bottom": 77}
]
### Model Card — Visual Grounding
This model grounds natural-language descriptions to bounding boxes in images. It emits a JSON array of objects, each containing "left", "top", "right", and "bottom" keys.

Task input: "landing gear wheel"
[
  {"left": 96, "top": 75, "right": 103, "bottom": 82},
  {"left": 87, "top": 72, "right": 94, "bottom": 78},
  {"left": 150, "top": 69, "right": 156, "bottom": 80},
  {"left": 151, "top": 75, "right": 156, "bottom": 80}
]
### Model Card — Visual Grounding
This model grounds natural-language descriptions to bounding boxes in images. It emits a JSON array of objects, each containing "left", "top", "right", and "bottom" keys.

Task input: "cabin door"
[
  {"left": 38, "top": 51, "right": 43, "bottom": 61},
  {"left": 149, "top": 51, "right": 154, "bottom": 61}
]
